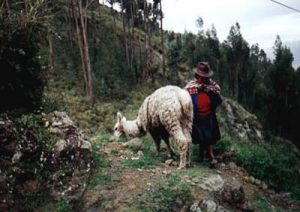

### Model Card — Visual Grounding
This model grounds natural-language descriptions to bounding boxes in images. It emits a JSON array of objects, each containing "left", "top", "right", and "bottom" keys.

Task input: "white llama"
[{"left": 113, "top": 85, "right": 193, "bottom": 169}]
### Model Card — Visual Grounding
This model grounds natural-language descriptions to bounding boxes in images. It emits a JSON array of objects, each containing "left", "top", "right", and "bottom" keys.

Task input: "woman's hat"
[{"left": 193, "top": 62, "right": 213, "bottom": 77}]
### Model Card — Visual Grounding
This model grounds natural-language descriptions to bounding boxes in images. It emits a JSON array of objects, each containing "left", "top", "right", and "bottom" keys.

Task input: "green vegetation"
[
  {"left": 0, "top": 8, "right": 45, "bottom": 112},
  {"left": 88, "top": 172, "right": 115, "bottom": 189},
  {"left": 1, "top": 0, "right": 300, "bottom": 211},
  {"left": 252, "top": 192, "right": 278, "bottom": 212},
  {"left": 134, "top": 172, "right": 194, "bottom": 211},
  {"left": 121, "top": 136, "right": 169, "bottom": 169},
  {"left": 215, "top": 130, "right": 300, "bottom": 200},
  {"left": 56, "top": 200, "right": 72, "bottom": 212},
  {"left": 21, "top": 189, "right": 50, "bottom": 210}
]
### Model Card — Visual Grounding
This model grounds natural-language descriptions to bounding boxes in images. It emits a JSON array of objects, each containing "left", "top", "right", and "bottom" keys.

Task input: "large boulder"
[
  {"left": 219, "top": 98, "right": 264, "bottom": 142},
  {"left": 0, "top": 112, "right": 93, "bottom": 211}
]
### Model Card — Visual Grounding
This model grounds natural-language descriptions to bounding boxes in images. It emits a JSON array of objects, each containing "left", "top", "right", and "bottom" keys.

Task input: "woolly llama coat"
[{"left": 114, "top": 85, "right": 193, "bottom": 168}]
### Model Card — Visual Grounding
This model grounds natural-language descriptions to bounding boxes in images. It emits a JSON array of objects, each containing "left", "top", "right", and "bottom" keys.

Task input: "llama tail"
[{"left": 178, "top": 89, "right": 193, "bottom": 129}]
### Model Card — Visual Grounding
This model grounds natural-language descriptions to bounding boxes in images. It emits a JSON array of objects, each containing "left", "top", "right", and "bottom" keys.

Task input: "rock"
[
  {"left": 200, "top": 199, "right": 217, "bottom": 212},
  {"left": 137, "top": 150, "right": 144, "bottom": 157},
  {"left": 52, "top": 121, "right": 63, "bottom": 127},
  {"left": 190, "top": 202, "right": 203, "bottom": 212},
  {"left": 220, "top": 99, "right": 265, "bottom": 142},
  {"left": 0, "top": 112, "right": 92, "bottom": 211},
  {"left": 216, "top": 205, "right": 230, "bottom": 212},
  {"left": 99, "top": 189, "right": 116, "bottom": 201},
  {"left": 196, "top": 175, "right": 224, "bottom": 192},
  {"left": 243, "top": 176, "right": 249, "bottom": 182},
  {"left": 165, "top": 159, "right": 174, "bottom": 166},
  {"left": 109, "top": 136, "right": 116, "bottom": 142},
  {"left": 53, "top": 139, "right": 67, "bottom": 155},
  {"left": 80, "top": 140, "right": 92, "bottom": 152},
  {"left": 237, "top": 200, "right": 253, "bottom": 211},
  {"left": 228, "top": 162, "right": 237, "bottom": 170},
  {"left": 219, "top": 163, "right": 226, "bottom": 168},
  {"left": 11, "top": 151, "right": 22, "bottom": 164},
  {"left": 254, "top": 179, "right": 261, "bottom": 186},
  {"left": 121, "top": 138, "right": 144, "bottom": 151},
  {"left": 261, "top": 182, "right": 268, "bottom": 190},
  {"left": 172, "top": 161, "right": 179, "bottom": 167},
  {"left": 221, "top": 182, "right": 245, "bottom": 205},
  {"left": 249, "top": 176, "right": 255, "bottom": 184}
]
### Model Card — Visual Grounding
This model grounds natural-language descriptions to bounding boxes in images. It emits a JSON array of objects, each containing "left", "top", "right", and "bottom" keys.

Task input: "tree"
[
  {"left": 71, "top": 0, "right": 94, "bottom": 103},
  {"left": 224, "top": 22, "right": 250, "bottom": 100},
  {"left": 267, "top": 35, "right": 295, "bottom": 137},
  {"left": 0, "top": 0, "right": 48, "bottom": 111}
]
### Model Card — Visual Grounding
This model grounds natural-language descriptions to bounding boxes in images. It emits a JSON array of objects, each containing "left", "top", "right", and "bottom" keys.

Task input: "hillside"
[
  {"left": 1, "top": 72, "right": 300, "bottom": 211},
  {"left": 1, "top": 1, "right": 300, "bottom": 211}
]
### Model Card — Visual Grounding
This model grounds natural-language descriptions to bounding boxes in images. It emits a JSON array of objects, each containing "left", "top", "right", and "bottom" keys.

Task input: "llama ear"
[{"left": 117, "top": 112, "right": 123, "bottom": 122}]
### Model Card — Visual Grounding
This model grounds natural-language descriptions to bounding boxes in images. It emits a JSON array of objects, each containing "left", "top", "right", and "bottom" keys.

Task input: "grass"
[
  {"left": 40, "top": 62, "right": 300, "bottom": 210},
  {"left": 56, "top": 200, "right": 72, "bottom": 212},
  {"left": 92, "top": 143, "right": 111, "bottom": 168},
  {"left": 21, "top": 189, "right": 50, "bottom": 210},
  {"left": 215, "top": 129, "right": 300, "bottom": 201},
  {"left": 252, "top": 192, "right": 278, "bottom": 212},
  {"left": 133, "top": 171, "right": 194, "bottom": 211},
  {"left": 87, "top": 172, "right": 115, "bottom": 189},
  {"left": 121, "top": 136, "right": 169, "bottom": 169}
]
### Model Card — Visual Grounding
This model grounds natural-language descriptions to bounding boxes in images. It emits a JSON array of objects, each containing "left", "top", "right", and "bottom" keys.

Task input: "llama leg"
[
  {"left": 173, "top": 130, "right": 189, "bottom": 169},
  {"left": 160, "top": 129, "right": 176, "bottom": 159},
  {"left": 149, "top": 129, "right": 161, "bottom": 154},
  {"left": 162, "top": 137, "right": 176, "bottom": 159},
  {"left": 183, "top": 127, "right": 192, "bottom": 167}
]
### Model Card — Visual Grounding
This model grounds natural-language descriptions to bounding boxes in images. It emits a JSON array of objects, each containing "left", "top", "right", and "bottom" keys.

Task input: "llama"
[{"left": 113, "top": 85, "right": 193, "bottom": 168}]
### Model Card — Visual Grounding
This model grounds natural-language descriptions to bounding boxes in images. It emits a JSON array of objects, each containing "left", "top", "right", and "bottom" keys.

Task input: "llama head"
[{"left": 113, "top": 112, "right": 126, "bottom": 139}]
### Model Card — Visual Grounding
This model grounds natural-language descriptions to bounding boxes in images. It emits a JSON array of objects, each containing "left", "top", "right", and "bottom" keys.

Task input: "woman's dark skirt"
[{"left": 192, "top": 113, "right": 220, "bottom": 145}]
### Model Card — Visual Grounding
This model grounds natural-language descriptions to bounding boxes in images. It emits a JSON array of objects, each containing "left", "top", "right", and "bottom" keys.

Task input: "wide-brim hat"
[{"left": 193, "top": 62, "right": 213, "bottom": 77}]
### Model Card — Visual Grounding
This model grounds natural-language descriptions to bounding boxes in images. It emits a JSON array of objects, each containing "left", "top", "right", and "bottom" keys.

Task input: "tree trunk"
[
  {"left": 72, "top": 1, "right": 88, "bottom": 92},
  {"left": 110, "top": 0, "right": 116, "bottom": 26},
  {"left": 121, "top": 0, "right": 130, "bottom": 66},
  {"left": 5, "top": 0, "right": 10, "bottom": 15},
  {"left": 233, "top": 64, "right": 239, "bottom": 100},
  {"left": 78, "top": 0, "right": 94, "bottom": 103},
  {"left": 48, "top": 31, "right": 54, "bottom": 71},
  {"left": 129, "top": 0, "right": 135, "bottom": 70},
  {"left": 45, "top": 0, "right": 54, "bottom": 71},
  {"left": 159, "top": 1, "right": 165, "bottom": 76},
  {"left": 141, "top": 0, "right": 150, "bottom": 82},
  {"left": 24, "top": 0, "right": 28, "bottom": 14},
  {"left": 72, "top": 0, "right": 94, "bottom": 103}
]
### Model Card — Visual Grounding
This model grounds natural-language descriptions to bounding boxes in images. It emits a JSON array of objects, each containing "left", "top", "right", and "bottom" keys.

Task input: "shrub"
[
  {"left": 0, "top": 11, "right": 45, "bottom": 112},
  {"left": 215, "top": 130, "right": 300, "bottom": 200}
]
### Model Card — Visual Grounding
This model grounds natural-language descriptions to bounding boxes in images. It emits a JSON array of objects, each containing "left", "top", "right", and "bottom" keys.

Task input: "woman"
[{"left": 185, "top": 62, "right": 222, "bottom": 165}]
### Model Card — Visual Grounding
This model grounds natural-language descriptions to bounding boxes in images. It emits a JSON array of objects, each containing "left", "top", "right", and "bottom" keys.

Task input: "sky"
[{"left": 162, "top": 0, "right": 300, "bottom": 68}]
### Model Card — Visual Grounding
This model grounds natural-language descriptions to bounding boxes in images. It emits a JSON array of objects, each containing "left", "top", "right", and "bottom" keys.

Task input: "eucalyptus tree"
[
  {"left": 267, "top": 35, "right": 295, "bottom": 137},
  {"left": 70, "top": 0, "right": 94, "bottom": 103},
  {"left": 223, "top": 22, "right": 250, "bottom": 100}
]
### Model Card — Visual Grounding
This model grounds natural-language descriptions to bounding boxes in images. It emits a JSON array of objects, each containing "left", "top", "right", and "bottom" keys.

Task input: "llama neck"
[{"left": 123, "top": 119, "right": 145, "bottom": 137}]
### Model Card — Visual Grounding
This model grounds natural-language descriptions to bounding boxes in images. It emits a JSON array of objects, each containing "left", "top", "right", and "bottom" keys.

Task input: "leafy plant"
[
  {"left": 135, "top": 172, "right": 194, "bottom": 211},
  {"left": 56, "top": 200, "right": 72, "bottom": 212},
  {"left": 215, "top": 130, "right": 300, "bottom": 200}
]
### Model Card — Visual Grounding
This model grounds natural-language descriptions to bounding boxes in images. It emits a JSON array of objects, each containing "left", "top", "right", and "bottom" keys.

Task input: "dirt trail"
[{"left": 82, "top": 139, "right": 300, "bottom": 211}]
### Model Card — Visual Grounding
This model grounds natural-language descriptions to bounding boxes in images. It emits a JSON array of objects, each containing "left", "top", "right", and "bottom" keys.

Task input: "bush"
[
  {"left": 215, "top": 130, "right": 300, "bottom": 200},
  {"left": 0, "top": 12, "right": 45, "bottom": 112}
]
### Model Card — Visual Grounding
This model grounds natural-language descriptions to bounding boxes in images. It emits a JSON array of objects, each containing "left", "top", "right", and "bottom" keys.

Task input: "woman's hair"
[{"left": 195, "top": 74, "right": 210, "bottom": 85}]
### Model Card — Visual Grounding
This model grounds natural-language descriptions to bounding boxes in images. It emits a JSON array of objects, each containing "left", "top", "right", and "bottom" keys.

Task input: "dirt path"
[{"left": 82, "top": 139, "right": 300, "bottom": 211}]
